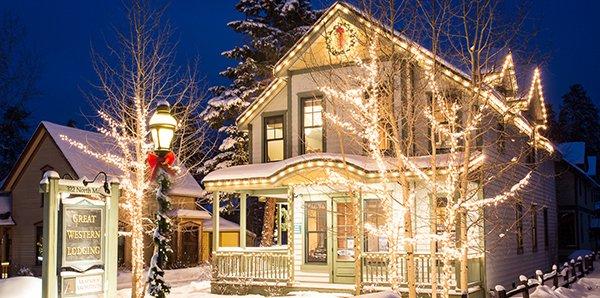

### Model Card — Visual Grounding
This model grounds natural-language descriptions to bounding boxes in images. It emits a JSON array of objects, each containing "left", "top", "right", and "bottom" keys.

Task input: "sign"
[
  {"left": 61, "top": 198, "right": 105, "bottom": 270},
  {"left": 40, "top": 172, "right": 120, "bottom": 298},
  {"left": 62, "top": 275, "right": 103, "bottom": 295}
]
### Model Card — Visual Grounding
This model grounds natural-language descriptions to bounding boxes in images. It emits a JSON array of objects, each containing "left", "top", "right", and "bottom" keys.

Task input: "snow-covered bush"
[{"left": 16, "top": 266, "right": 33, "bottom": 276}]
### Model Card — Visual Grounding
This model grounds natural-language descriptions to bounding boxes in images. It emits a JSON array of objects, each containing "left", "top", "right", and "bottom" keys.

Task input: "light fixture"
[
  {"left": 83, "top": 171, "right": 110, "bottom": 194},
  {"left": 149, "top": 100, "right": 177, "bottom": 155}
]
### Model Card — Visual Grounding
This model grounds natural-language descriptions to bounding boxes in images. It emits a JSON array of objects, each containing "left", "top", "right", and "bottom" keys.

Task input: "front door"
[{"left": 332, "top": 198, "right": 355, "bottom": 283}]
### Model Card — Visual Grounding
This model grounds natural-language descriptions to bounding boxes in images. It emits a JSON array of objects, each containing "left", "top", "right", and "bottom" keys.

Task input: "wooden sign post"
[{"left": 40, "top": 171, "right": 120, "bottom": 298}]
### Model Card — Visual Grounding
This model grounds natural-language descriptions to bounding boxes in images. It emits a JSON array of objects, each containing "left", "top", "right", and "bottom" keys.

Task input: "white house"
[{"left": 202, "top": 2, "right": 557, "bottom": 296}]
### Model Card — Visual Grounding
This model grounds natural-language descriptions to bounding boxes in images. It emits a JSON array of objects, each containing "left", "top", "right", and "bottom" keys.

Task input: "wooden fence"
[{"left": 491, "top": 251, "right": 597, "bottom": 298}]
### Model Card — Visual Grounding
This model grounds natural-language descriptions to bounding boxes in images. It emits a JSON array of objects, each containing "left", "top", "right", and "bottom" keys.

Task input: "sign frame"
[{"left": 60, "top": 196, "right": 106, "bottom": 272}]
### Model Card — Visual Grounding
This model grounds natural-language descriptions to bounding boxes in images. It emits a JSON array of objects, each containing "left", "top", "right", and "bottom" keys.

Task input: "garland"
[{"left": 146, "top": 167, "right": 173, "bottom": 297}]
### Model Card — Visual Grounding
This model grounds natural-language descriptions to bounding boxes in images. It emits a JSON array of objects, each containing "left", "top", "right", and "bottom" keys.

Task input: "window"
[
  {"left": 516, "top": 203, "right": 524, "bottom": 254},
  {"left": 543, "top": 207, "right": 549, "bottom": 249},
  {"left": 336, "top": 202, "right": 355, "bottom": 261},
  {"left": 35, "top": 225, "right": 43, "bottom": 265},
  {"left": 364, "top": 200, "right": 387, "bottom": 252},
  {"left": 264, "top": 115, "right": 285, "bottom": 162},
  {"left": 301, "top": 97, "right": 323, "bottom": 153},
  {"left": 531, "top": 204, "right": 538, "bottom": 252},
  {"left": 305, "top": 202, "right": 327, "bottom": 263},
  {"left": 428, "top": 91, "right": 461, "bottom": 153},
  {"left": 435, "top": 197, "right": 452, "bottom": 252}
]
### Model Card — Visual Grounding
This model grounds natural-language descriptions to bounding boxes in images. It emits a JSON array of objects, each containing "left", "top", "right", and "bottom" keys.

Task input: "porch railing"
[
  {"left": 213, "top": 247, "right": 290, "bottom": 283},
  {"left": 362, "top": 252, "right": 459, "bottom": 287}
]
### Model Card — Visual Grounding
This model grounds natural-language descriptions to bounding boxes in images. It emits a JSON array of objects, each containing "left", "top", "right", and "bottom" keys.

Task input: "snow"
[
  {"left": 203, "top": 152, "right": 474, "bottom": 183},
  {"left": 0, "top": 276, "right": 42, "bottom": 298},
  {"left": 41, "top": 121, "right": 203, "bottom": 198},
  {"left": 568, "top": 250, "right": 593, "bottom": 261},
  {"left": 0, "top": 194, "right": 14, "bottom": 226},
  {"left": 558, "top": 142, "right": 586, "bottom": 165}
]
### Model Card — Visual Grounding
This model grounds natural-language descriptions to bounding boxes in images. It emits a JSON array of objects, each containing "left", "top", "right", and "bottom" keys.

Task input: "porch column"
[
  {"left": 176, "top": 221, "right": 182, "bottom": 262},
  {"left": 197, "top": 222, "right": 203, "bottom": 265},
  {"left": 239, "top": 192, "right": 247, "bottom": 248},
  {"left": 212, "top": 192, "right": 220, "bottom": 253},
  {"left": 287, "top": 186, "right": 294, "bottom": 285}
]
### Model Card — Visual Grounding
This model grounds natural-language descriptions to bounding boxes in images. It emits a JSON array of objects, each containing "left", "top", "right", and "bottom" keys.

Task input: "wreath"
[{"left": 325, "top": 21, "right": 358, "bottom": 56}]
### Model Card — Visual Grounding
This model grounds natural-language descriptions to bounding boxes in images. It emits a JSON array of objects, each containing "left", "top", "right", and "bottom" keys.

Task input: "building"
[
  {"left": 0, "top": 121, "right": 253, "bottom": 276},
  {"left": 202, "top": 2, "right": 558, "bottom": 296},
  {"left": 555, "top": 142, "right": 600, "bottom": 259}
]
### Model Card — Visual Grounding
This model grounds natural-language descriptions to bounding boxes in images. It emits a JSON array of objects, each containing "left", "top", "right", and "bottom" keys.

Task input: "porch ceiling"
[{"left": 202, "top": 152, "right": 483, "bottom": 192}]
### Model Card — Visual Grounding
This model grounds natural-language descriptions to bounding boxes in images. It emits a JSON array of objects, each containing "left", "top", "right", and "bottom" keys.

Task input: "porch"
[{"left": 202, "top": 154, "right": 484, "bottom": 296}]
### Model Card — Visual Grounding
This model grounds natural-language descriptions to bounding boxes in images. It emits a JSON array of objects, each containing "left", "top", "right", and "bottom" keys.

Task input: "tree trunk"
[
  {"left": 260, "top": 197, "right": 276, "bottom": 247},
  {"left": 352, "top": 192, "right": 363, "bottom": 295},
  {"left": 130, "top": 202, "right": 145, "bottom": 298}
]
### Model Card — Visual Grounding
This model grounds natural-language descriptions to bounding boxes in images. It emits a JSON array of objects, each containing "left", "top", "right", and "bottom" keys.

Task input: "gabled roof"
[
  {"left": 2, "top": 121, "right": 203, "bottom": 197},
  {"left": 234, "top": 1, "right": 553, "bottom": 153}
]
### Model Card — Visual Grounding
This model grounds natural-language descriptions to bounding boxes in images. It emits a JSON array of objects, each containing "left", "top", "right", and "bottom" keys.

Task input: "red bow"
[{"left": 147, "top": 151, "right": 176, "bottom": 180}]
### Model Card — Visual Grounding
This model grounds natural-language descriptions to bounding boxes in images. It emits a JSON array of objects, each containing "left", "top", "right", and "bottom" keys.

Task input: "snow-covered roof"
[
  {"left": 558, "top": 142, "right": 586, "bottom": 165},
  {"left": 167, "top": 209, "right": 211, "bottom": 220},
  {"left": 203, "top": 152, "right": 475, "bottom": 184},
  {"left": 0, "top": 194, "right": 14, "bottom": 226},
  {"left": 7, "top": 121, "right": 203, "bottom": 198}
]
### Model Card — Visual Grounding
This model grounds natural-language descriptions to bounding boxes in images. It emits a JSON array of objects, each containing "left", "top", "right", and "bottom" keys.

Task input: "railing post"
[
  {"left": 563, "top": 262, "right": 570, "bottom": 287},
  {"left": 494, "top": 285, "right": 507, "bottom": 298},
  {"left": 552, "top": 265, "right": 558, "bottom": 288},
  {"left": 536, "top": 270, "right": 543, "bottom": 285},
  {"left": 287, "top": 187, "right": 294, "bottom": 286},
  {"left": 519, "top": 275, "right": 530, "bottom": 298},
  {"left": 578, "top": 256, "right": 584, "bottom": 276},
  {"left": 570, "top": 260, "right": 577, "bottom": 282}
]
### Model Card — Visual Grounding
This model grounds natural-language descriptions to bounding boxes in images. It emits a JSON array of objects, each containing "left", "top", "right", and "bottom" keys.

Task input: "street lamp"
[
  {"left": 146, "top": 100, "right": 176, "bottom": 298},
  {"left": 149, "top": 100, "right": 177, "bottom": 155}
]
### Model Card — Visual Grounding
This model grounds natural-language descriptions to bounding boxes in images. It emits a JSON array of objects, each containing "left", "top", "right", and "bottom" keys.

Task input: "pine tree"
[
  {"left": 558, "top": 84, "right": 600, "bottom": 154},
  {"left": 0, "top": 104, "right": 30, "bottom": 176},
  {"left": 0, "top": 14, "right": 39, "bottom": 178},
  {"left": 545, "top": 102, "right": 559, "bottom": 143},
  {"left": 199, "top": 0, "right": 320, "bottom": 177}
]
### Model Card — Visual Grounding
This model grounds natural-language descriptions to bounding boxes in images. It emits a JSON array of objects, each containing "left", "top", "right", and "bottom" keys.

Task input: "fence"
[{"left": 490, "top": 251, "right": 597, "bottom": 298}]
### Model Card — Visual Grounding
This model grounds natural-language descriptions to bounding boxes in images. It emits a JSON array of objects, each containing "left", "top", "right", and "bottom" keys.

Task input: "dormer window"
[
  {"left": 301, "top": 97, "right": 324, "bottom": 153},
  {"left": 264, "top": 115, "right": 285, "bottom": 162}
]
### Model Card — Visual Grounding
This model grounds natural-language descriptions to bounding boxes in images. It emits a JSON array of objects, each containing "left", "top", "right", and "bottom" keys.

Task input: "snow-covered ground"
[{"left": 1, "top": 263, "right": 599, "bottom": 297}]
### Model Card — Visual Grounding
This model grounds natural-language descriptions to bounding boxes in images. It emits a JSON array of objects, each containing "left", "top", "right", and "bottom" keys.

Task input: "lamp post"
[{"left": 146, "top": 100, "right": 176, "bottom": 298}]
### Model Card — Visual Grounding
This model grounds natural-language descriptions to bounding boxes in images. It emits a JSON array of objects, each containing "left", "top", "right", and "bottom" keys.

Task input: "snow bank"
[{"left": 0, "top": 276, "right": 42, "bottom": 298}]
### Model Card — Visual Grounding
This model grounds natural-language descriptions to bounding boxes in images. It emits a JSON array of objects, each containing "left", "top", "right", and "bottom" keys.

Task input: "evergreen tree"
[
  {"left": 558, "top": 84, "right": 600, "bottom": 154},
  {"left": 0, "top": 13, "right": 39, "bottom": 177},
  {"left": 0, "top": 104, "right": 30, "bottom": 176},
  {"left": 199, "top": 0, "right": 320, "bottom": 176},
  {"left": 545, "top": 102, "right": 559, "bottom": 143}
]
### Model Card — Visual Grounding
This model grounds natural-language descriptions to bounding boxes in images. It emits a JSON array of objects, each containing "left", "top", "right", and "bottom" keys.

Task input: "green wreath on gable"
[{"left": 325, "top": 21, "right": 358, "bottom": 56}]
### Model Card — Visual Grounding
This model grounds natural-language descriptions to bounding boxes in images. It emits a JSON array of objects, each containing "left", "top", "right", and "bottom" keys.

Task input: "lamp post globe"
[{"left": 149, "top": 100, "right": 177, "bottom": 155}]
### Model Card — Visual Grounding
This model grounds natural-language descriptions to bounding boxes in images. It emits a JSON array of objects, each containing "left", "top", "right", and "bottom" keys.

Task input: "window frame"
[
  {"left": 35, "top": 225, "right": 43, "bottom": 266},
  {"left": 300, "top": 96, "right": 325, "bottom": 154},
  {"left": 263, "top": 113, "right": 286, "bottom": 163},
  {"left": 516, "top": 202, "right": 524, "bottom": 254},
  {"left": 363, "top": 199, "right": 387, "bottom": 252},
  {"left": 304, "top": 201, "right": 328, "bottom": 264}
]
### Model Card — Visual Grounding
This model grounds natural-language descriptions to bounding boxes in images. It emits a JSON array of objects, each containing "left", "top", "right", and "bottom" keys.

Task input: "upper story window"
[
  {"left": 301, "top": 97, "right": 323, "bottom": 153},
  {"left": 264, "top": 115, "right": 285, "bottom": 162}
]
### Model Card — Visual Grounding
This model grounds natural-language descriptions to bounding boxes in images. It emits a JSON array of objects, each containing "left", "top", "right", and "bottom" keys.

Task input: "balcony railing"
[{"left": 213, "top": 247, "right": 290, "bottom": 283}]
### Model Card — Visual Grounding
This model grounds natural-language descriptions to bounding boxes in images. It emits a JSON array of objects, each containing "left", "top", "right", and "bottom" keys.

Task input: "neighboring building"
[
  {"left": 556, "top": 142, "right": 600, "bottom": 259},
  {"left": 0, "top": 121, "right": 252, "bottom": 276},
  {"left": 202, "top": 2, "right": 558, "bottom": 296}
]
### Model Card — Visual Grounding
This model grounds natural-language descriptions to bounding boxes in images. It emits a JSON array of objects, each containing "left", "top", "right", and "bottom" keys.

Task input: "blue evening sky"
[{"left": 2, "top": 1, "right": 599, "bottom": 130}]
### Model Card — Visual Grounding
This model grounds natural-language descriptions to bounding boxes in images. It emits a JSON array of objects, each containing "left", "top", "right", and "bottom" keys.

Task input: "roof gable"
[{"left": 3, "top": 121, "right": 204, "bottom": 197}]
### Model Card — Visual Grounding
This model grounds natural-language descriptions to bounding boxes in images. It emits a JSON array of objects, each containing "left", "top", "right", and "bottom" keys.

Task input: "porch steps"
[{"left": 294, "top": 271, "right": 330, "bottom": 283}]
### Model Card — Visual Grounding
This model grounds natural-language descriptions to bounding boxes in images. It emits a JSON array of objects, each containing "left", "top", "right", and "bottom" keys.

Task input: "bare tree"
[{"left": 60, "top": 1, "right": 208, "bottom": 297}]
